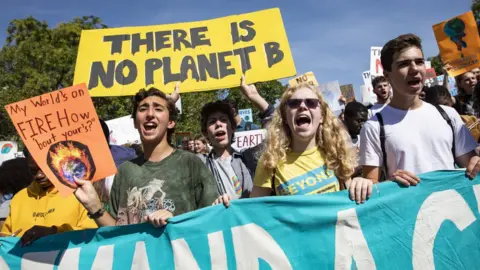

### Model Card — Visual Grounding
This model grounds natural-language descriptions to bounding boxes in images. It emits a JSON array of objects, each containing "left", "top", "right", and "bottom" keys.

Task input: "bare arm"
[
  {"left": 74, "top": 178, "right": 117, "bottom": 227},
  {"left": 240, "top": 75, "right": 269, "bottom": 112},
  {"left": 442, "top": 63, "right": 451, "bottom": 90},
  {"left": 362, "top": 165, "right": 381, "bottom": 184},
  {"left": 456, "top": 150, "right": 480, "bottom": 179},
  {"left": 456, "top": 150, "right": 476, "bottom": 168},
  {"left": 91, "top": 212, "right": 117, "bottom": 227}
]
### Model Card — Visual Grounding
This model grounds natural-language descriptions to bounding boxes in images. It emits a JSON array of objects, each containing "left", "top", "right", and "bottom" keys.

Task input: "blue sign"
[
  {"left": 1, "top": 170, "right": 479, "bottom": 269},
  {"left": 217, "top": 89, "right": 230, "bottom": 100},
  {"left": 436, "top": 75, "right": 458, "bottom": 97},
  {"left": 238, "top": 108, "right": 253, "bottom": 122}
]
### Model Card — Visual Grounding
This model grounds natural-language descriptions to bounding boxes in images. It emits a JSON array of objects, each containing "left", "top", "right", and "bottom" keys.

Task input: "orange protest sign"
[
  {"left": 433, "top": 11, "right": 480, "bottom": 77},
  {"left": 4, "top": 84, "right": 116, "bottom": 196}
]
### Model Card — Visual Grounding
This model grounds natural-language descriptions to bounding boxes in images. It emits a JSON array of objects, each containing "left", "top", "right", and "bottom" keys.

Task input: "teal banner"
[{"left": 1, "top": 170, "right": 479, "bottom": 269}]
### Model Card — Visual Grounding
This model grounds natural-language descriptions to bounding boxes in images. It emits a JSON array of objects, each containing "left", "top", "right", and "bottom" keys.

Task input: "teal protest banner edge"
[{"left": 1, "top": 170, "right": 479, "bottom": 269}]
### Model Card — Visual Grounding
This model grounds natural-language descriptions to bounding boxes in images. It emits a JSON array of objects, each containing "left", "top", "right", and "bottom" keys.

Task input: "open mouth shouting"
[
  {"left": 406, "top": 77, "right": 423, "bottom": 92},
  {"left": 143, "top": 122, "right": 158, "bottom": 135},
  {"left": 380, "top": 90, "right": 389, "bottom": 98},
  {"left": 295, "top": 114, "right": 312, "bottom": 129},
  {"left": 214, "top": 130, "right": 227, "bottom": 141}
]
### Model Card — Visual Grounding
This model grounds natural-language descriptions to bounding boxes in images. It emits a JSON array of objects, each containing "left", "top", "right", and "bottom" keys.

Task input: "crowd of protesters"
[{"left": 0, "top": 33, "right": 479, "bottom": 248}]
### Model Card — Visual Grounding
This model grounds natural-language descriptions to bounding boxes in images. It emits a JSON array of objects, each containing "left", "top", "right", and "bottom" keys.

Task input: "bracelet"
[{"left": 87, "top": 205, "right": 105, "bottom": 219}]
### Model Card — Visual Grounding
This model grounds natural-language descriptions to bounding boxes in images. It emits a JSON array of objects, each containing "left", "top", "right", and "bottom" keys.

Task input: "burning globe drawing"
[
  {"left": 46, "top": 141, "right": 96, "bottom": 188},
  {"left": 444, "top": 17, "right": 467, "bottom": 56}
]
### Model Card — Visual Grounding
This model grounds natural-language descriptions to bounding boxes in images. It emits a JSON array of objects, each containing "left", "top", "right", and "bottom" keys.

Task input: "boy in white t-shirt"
[{"left": 360, "top": 34, "right": 480, "bottom": 186}]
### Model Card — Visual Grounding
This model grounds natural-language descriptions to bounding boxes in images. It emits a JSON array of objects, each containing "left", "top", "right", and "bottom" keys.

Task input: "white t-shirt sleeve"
[
  {"left": 442, "top": 106, "right": 478, "bottom": 157},
  {"left": 359, "top": 119, "right": 382, "bottom": 167}
]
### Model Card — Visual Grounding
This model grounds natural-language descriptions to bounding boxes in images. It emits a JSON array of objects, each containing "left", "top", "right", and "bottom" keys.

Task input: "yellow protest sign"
[
  {"left": 73, "top": 8, "right": 296, "bottom": 97},
  {"left": 288, "top": 72, "right": 319, "bottom": 87},
  {"left": 433, "top": 11, "right": 480, "bottom": 77}
]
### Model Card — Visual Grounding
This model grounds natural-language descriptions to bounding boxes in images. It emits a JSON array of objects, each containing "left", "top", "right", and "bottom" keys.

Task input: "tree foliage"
[
  {"left": 427, "top": 55, "right": 443, "bottom": 76},
  {"left": 175, "top": 80, "right": 285, "bottom": 136},
  {"left": 0, "top": 16, "right": 135, "bottom": 141},
  {"left": 473, "top": 0, "right": 480, "bottom": 27}
]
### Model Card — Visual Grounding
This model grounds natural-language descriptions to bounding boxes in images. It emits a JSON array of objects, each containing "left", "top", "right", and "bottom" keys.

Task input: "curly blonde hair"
[{"left": 259, "top": 84, "right": 356, "bottom": 184}]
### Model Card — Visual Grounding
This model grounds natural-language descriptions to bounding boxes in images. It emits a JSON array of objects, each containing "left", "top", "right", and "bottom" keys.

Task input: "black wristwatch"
[{"left": 87, "top": 206, "right": 105, "bottom": 219}]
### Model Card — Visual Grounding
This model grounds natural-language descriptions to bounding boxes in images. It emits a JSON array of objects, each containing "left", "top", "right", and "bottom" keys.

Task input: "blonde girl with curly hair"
[
  {"left": 213, "top": 84, "right": 374, "bottom": 207},
  {"left": 247, "top": 84, "right": 373, "bottom": 202}
]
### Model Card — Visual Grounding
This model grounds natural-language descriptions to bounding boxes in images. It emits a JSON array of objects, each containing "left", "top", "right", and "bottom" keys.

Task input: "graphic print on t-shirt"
[
  {"left": 276, "top": 166, "right": 338, "bottom": 195},
  {"left": 116, "top": 178, "right": 176, "bottom": 225}
]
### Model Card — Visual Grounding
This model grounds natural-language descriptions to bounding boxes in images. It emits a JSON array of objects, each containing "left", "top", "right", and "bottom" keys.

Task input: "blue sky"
[{"left": 0, "top": 0, "right": 472, "bottom": 100}]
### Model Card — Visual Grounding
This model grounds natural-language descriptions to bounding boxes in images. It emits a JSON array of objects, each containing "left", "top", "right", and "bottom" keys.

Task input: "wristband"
[{"left": 87, "top": 206, "right": 105, "bottom": 219}]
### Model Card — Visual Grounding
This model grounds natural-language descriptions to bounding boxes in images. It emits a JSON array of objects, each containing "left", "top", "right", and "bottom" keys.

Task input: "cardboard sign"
[
  {"left": 433, "top": 11, "right": 480, "bottom": 77},
  {"left": 0, "top": 141, "right": 18, "bottom": 165},
  {"left": 4, "top": 84, "right": 117, "bottom": 195},
  {"left": 232, "top": 129, "right": 266, "bottom": 151},
  {"left": 217, "top": 89, "right": 230, "bottom": 100},
  {"left": 437, "top": 75, "right": 459, "bottom": 96},
  {"left": 362, "top": 71, "right": 377, "bottom": 104},
  {"left": 423, "top": 74, "right": 459, "bottom": 97},
  {"left": 238, "top": 108, "right": 253, "bottom": 122},
  {"left": 340, "top": 84, "right": 355, "bottom": 103},
  {"left": 319, "top": 81, "right": 344, "bottom": 112},
  {"left": 73, "top": 8, "right": 296, "bottom": 97},
  {"left": 370, "top": 46, "right": 383, "bottom": 77},
  {"left": 105, "top": 115, "right": 141, "bottom": 146},
  {"left": 288, "top": 71, "right": 319, "bottom": 87},
  {"left": 360, "top": 85, "right": 372, "bottom": 104}
]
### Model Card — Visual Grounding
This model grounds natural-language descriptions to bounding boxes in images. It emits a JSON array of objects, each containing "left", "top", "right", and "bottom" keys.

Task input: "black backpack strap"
[
  {"left": 433, "top": 104, "right": 456, "bottom": 163},
  {"left": 376, "top": 113, "right": 388, "bottom": 181},
  {"left": 271, "top": 168, "right": 276, "bottom": 196},
  {"left": 245, "top": 122, "right": 252, "bottom": 131}
]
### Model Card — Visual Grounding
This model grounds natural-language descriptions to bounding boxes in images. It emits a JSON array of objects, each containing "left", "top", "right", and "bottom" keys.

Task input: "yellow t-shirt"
[
  {"left": 1, "top": 181, "right": 97, "bottom": 236},
  {"left": 254, "top": 147, "right": 340, "bottom": 195}
]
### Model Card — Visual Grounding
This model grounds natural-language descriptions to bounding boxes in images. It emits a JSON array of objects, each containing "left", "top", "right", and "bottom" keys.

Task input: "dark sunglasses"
[{"left": 286, "top": 98, "right": 320, "bottom": 109}]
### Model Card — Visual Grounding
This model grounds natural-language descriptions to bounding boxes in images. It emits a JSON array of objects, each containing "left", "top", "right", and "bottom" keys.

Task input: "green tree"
[
  {"left": 472, "top": 0, "right": 480, "bottom": 26},
  {"left": 0, "top": 16, "right": 134, "bottom": 141},
  {"left": 175, "top": 80, "right": 285, "bottom": 136},
  {"left": 427, "top": 55, "right": 443, "bottom": 75}
]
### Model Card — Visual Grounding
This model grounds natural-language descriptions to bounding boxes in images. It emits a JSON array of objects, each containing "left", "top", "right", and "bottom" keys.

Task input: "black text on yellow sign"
[{"left": 73, "top": 8, "right": 296, "bottom": 96}]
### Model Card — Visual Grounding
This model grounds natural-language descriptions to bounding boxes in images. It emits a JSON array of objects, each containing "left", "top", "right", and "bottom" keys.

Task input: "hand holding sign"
[
  {"left": 240, "top": 74, "right": 269, "bottom": 111},
  {"left": 167, "top": 82, "right": 180, "bottom": 103},
  {"left": 73, "top": 177, "right": 103, "bottom": 214}
]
